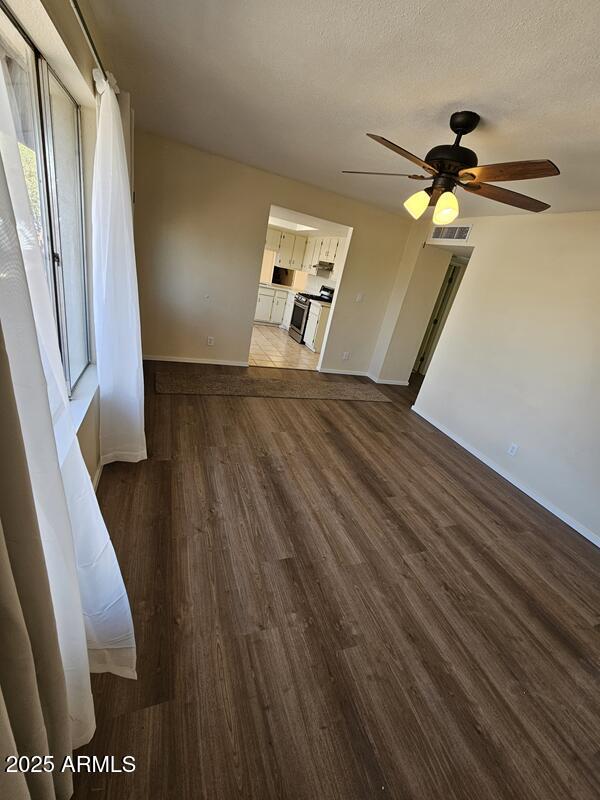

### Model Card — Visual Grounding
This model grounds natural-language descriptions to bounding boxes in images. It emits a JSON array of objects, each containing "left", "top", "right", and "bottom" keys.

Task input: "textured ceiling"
[{"left": 87, "top": 0, "right": 600, "bottom": 216}]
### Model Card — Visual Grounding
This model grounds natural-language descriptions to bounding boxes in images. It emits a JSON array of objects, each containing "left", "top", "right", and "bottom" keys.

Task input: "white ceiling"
[
  {"left": 269, "top": 206, "right": 351, "bottom": 238},
  {"left": 88, "top": 0, "right": 600, "bottom": 217}
]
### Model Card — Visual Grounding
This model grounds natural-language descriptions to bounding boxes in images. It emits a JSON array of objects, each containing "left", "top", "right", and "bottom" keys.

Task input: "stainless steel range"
[{"left": 289, "top": 285, "right": 334, "bottom": 343}]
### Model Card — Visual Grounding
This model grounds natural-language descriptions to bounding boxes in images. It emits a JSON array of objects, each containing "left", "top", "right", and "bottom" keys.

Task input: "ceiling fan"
[{"left": 343, "top": 111, "right": 559, "bottom": 224}]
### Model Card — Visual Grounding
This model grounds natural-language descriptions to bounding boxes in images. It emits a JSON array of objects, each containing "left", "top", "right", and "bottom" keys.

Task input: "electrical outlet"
[
  {"left": 342, "top": 351, "right": 350, "bottom": 361},
  {"left": 507, "top": 442, "right": 519, "bottom": 457},
  {"left": 355, "top": 293, "right": 364, "bottom": 303},
  {"left": 207, "top": 336, "right": 215, "bottom": 346}
]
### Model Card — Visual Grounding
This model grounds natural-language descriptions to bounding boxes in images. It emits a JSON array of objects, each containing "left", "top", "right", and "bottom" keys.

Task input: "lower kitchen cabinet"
[
  {"left": 304, "top": 302, "right": 331, "bottom": 353},
  {"left": 254, "top": 286, "right": 293, "bottom": 325},
  {"left": 270, "top": 292, "right": 287, "bottom": 324},
  {"left": 255, "top": 289, "right": 275, "bottom": 322},
  {"left": 282, "top": 292, "right": 295, "bottom": 330}
]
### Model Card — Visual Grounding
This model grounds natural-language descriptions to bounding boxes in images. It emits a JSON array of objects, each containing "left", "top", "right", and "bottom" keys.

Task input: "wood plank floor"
[{"left": 73, "top": 361, "right": 600, "bottom": 799}]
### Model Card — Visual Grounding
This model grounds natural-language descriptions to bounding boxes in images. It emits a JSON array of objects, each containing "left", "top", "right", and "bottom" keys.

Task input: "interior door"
[{"left": 413, "top": 258, "right": 467, "bottom": 375}]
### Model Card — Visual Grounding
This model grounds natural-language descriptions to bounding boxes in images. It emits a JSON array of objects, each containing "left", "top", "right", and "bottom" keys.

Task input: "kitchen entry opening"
[{"left": 250, "top": 205, "right": 352, "bottom": 371}]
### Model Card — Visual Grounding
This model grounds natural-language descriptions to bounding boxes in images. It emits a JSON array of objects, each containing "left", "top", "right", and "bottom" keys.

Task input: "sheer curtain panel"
[
  {"left": 0, "top": 55, "right": 136, "bottom": 749},
  {"left": 92, "top": 70, "right": 146, "bottom": 464}
]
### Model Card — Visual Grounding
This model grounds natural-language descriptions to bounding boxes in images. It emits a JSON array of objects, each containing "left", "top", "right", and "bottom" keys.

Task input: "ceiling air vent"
[{"left": 430, "top": 224, "right": 472, "bottom": 242}]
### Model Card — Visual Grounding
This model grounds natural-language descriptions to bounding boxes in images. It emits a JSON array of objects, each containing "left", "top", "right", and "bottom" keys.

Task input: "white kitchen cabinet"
[
  {"left": 319, "top": 237, "right": 335, "bottom": 262},
  {"left": 304, "top": 236, "right": 325, "bottom": 273},
  {"left": 255, "top": 289, "right": 274, "bottom": 322},
  {"left": 255, "top": 287, "right": 293, "bottom": 324},
  {"left": 302, "top": 237, "right": 315, "bottom": 270},
  {"left": 304, "top": 302, "right": 331, "bottom": 353},
  {"left": 331, "top": 237, "right": 346, "bottom": 280},
  {"left": 303, "top": 306, "right": 319, "bottom": 350},
  {"left": 277, "top": 232, "right": 294, "bottom": 267},
  {"left": 270, "top": 291, "right": 287, "bottom": 324},
  {"left": 322, "top": 236, "right": 344, "bottom": 262},
  {"left": 276, "top": 232, "right": 306, "bottom": 270},
  {"left": 290, "top": 235, "right": 306, "bottom": 269},
  {"left": 265, "top": 227, "right": 281, "bottom": 251},
  {"left": 282, "top": 291, "right": 295, "bottom": 329}
]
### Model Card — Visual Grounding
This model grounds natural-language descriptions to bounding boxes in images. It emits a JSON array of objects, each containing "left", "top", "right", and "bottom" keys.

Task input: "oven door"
[{"left": 289, "top": 299, "right": 309, "bottom": 342}]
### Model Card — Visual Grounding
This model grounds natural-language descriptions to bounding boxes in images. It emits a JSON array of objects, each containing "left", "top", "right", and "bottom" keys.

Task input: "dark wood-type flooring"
[{"left": 74, "top": 361, "right": 600, "bottom": 799}]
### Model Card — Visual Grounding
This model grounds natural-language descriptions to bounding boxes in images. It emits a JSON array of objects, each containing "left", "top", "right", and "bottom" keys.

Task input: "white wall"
[
  {"left": 369, "top": 220, "right": 430, "bottom": 379},
  {"left": 413, "top": 211, "right": 600, "bottom": 543},
  {"left": 376, "top": 244, "right": 452, "bottom": 383},
  {"left": 134, "top": 130, "right": 412, "bottom": 371}
]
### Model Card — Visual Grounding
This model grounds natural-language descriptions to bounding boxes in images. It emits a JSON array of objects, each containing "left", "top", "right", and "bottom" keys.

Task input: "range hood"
[{"left": 314, "top": 260, "right": 334, "bottom": 271}]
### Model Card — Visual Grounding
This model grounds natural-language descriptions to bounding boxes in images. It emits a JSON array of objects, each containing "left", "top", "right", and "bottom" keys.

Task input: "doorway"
[
  {"left": 413, "top": 254, "right": 469, "bottom": 378},
  {"left": 249, "top": 205, "right": 352, "bottom": 371}
]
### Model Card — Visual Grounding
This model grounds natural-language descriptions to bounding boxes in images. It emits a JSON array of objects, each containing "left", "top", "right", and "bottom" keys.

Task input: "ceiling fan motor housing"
[{"left": 425, "top": 144, "right": 478, "bottom": 178}]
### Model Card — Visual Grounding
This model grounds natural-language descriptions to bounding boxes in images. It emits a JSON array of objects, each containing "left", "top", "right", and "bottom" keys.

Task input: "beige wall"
[
  {"left": 259, "top": 249, "right": 276, "bottom": 283},
  {"left": 369, "top": 231, "right": 452, "bottom": 383},
  {"left": 77, "top": 390, "right": 101, "bottom": 483},
  {"left": 413, "top": 211, "right": 600, "bottom": 543},
  {"left": 133, "top": 130, "right": 412, "bottom": 373}
]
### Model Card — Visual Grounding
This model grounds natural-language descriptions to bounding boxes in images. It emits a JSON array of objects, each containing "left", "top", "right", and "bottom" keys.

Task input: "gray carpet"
[{"left": 155, "top": 372, "right": 391, "bottom": 402}]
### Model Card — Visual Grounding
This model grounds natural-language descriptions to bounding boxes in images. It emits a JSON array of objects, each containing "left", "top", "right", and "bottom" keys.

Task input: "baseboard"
[
  {"left": 319, "top": 368, "right": 408, "bottom": 385},
  {"left": 319, "top": 367, "right": 369, "bottom": 376},
  {"left": 412, "top": 406, "right": 600, "bottom": 550},
  {"left": 367, "top": 373, "right": 409, "bottom": 385},
  {"left": 143, "top": 354, "right": 249, "bottom": 367},
  {"left": 92, "top": 463, "right": 103, "bottom": 492}
]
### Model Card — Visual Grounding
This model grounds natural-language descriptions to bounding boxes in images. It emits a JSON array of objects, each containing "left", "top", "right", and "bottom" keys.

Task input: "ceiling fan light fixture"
[
  {"left": 403, "top": 189, "right": 430, "bottom": 220},
  {"left": 432, "top": 191, "right": 459, "bottom": 225}
]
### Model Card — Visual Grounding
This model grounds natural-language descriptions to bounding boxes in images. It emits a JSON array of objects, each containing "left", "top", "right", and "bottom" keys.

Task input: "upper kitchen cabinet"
[
  {"left": 331, "top": 238, "right": 346, "bottom": 279},
  {"left": 276, "top": 232, "right": 294, "bottom": 267},
  {"left": 319, "top": 237, "right": 337, "bottom": 262},
  {"left": 275, "top": 231, "right": 307, "bottom": 269},
  {"left": 290, "top": 235, "right": 306, "bottom": 269},
  {"left": 299, "top": 235, "right": 346, "bottom": 275},
  {"left": 265, "top": 227, "right": 281, "bottom": 251},
  {"left": 302, "top": 237, "right": 318, "bottom": 271}
]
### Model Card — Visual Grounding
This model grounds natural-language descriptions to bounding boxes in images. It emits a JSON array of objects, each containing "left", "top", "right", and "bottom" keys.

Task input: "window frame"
[
  {"left": 0, "top": 1, "right": 91, "bottom": 395},
  {"left": 37, "top": 59, "right": 90, "bottom": 392}
]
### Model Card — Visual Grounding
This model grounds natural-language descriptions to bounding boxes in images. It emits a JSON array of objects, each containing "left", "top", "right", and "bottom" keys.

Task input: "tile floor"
[{"left": 249, "top": 324, "right": 319, "bottom": 370}]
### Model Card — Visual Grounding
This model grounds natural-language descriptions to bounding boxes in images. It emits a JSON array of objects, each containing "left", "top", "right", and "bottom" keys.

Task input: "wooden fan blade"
[
  {"left": 366, "top": 134, "right": 438, "bottom": 175},
  {"left": 461, "top": 182, "right": 550, "bottom": 212},
  {"left": 428, "top": 187, "right": 443, "bottom": 206},
  {"left": 342, "top": 170, "right": 429, "bottom": 179},
  {"left": 459, "top": 160, "right": 559, "bottom": 184}
]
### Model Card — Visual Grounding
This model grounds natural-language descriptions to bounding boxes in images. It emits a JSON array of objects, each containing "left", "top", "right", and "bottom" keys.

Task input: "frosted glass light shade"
[
  {"left": 432, "top": 191, "right": 459, "bottom": 225},
  {"left": 403, "top": 190, "right": 430, "bottom": 220}
]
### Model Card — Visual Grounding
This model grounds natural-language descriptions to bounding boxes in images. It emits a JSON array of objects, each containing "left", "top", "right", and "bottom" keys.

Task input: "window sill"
[{"left": 70, "top": 364, "right": 98, "bottom": 431}]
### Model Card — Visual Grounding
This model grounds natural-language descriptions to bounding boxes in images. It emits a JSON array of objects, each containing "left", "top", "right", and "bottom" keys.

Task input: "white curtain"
[
  {"left": 92, "top": 70, "right": 146, "bottom": 465},
  {"left": 0, "top": 61, "right": 136, "bottom": 748}
]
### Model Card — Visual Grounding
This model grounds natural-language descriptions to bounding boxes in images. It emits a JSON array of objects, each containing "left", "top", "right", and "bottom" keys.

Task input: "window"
[{"left": 0, "top": 5, "right": 89, "bottom": 393}]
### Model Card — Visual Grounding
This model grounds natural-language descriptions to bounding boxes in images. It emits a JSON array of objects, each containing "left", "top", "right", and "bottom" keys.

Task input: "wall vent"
[{"left": 429, "top": 224, "right": 472, "bottom": 242}]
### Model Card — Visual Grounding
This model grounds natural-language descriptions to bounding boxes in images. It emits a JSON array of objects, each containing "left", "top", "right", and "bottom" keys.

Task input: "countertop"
[{"left": 259, "top": 282, "right": 296, "bottom": 292}]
